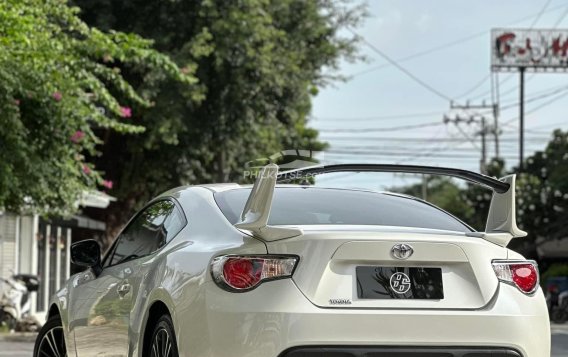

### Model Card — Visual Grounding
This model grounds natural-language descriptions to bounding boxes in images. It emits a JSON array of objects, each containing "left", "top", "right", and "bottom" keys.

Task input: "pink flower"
[
  {"left": 120, "top": 106, "right": 132, "bottom": 118},
  {"left": 102, "top": 180, "right": 113, "bottom": 189},
  {"left": 14, "top": 99, "right": 20, "bottom": 106},
  {"left": 70, "top": 130, "right": 85, "bottom": 143},
  {"left": 53, "top": 92, "right": 62, "bottom": 102},
  {"left": 82, "top": 165, "right": 91, "bottom": 175}
]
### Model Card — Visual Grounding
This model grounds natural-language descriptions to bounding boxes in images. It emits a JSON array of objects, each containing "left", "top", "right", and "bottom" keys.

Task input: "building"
[{"left": 0, "top": 191, "right": 114, "bottom": 320}]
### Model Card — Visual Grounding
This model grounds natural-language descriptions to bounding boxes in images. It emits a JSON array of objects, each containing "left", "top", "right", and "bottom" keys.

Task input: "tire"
[
  {"left": 148, "top": 314, "right": 179, "bottom": 357},
  {"left": 33, "top": 315, "right": 66, "bottom": 357}
]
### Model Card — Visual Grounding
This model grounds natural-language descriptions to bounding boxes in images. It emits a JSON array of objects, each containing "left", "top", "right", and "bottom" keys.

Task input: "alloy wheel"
[
  {"left": 151, "top": 327, "right": 173, "bottom": 357},
  {"left": 37, "top": 325, "right": 66, "bottom": 357}
]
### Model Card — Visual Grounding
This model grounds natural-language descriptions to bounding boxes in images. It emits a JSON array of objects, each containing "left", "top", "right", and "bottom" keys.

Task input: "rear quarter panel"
[{"left": 130, "top": 187, "right": 266, "bottom": 357}]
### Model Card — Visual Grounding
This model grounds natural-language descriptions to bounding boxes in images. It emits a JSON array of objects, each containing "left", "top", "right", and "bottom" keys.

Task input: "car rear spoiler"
[{"left": 235, "top": 164, "right": 526, "bottom": 245}]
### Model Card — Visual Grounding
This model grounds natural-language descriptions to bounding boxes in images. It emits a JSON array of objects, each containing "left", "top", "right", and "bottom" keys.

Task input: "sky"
[{"left": 310, "top": 0, "right": 568, "bottom": 190}]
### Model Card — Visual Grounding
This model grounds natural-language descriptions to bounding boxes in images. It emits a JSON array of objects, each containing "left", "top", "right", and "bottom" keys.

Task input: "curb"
[{"left": 0, "top": 333, "right": 37, "bottom": 343}]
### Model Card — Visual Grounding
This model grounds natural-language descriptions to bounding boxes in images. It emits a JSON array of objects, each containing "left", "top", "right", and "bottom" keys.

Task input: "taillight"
[
  {"left": 492, "top": 260, "right": 539, "bottom": 294},
  {"left": 211, "top": 255, "right": 298, "bottom": 292}
]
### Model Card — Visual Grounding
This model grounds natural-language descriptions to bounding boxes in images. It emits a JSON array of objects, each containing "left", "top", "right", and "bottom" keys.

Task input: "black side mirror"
[{"left": 71, "top": 239, "right": 102, "bottom": 276}]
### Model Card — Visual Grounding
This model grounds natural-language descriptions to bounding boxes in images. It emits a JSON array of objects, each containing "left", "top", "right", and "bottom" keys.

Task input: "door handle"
[{"left": 117, "top": 282, "right": 131, "bottom": 297}]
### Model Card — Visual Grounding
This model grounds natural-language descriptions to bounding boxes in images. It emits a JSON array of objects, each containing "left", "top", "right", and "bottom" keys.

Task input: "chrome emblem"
[
  {"left": 390, "top": 272, "right": 411, "bottom": 294},
  {"left": 391, "top": 243, "right": 414, "bottom": 260}
]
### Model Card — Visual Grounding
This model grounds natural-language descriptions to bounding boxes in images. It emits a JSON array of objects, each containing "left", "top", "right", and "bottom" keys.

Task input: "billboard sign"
[{"left": 491, "top": 29, "right": 568, "bottom": 71}]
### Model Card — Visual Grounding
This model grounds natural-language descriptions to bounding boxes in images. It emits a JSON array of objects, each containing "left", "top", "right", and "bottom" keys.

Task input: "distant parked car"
[{"left": 34, "top": 164, "right": 550, "bottom": 357}]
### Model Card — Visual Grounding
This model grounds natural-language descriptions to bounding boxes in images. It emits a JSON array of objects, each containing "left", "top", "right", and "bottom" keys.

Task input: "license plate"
[{"left": 356, "top": 266, "right": 444, "bottom": 299}]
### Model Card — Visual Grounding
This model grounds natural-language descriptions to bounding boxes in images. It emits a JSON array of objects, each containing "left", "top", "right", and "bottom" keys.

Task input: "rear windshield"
[{"left": 214, "top": 187, "right": 471, "bottom": 232}]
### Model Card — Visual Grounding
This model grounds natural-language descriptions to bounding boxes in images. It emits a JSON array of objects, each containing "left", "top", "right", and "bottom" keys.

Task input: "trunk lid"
[{"left": 266, "top": 226, "right": 506, "bottom": 309}]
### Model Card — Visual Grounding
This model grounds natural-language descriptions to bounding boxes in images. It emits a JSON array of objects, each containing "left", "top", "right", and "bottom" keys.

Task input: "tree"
[
  {"left": 73, "top": 0, "right": 366, "bottom": 246},
  {"left": 403, "top": 133, "right": 568, "bottom": 260},
  {"left": 395, "top": 176, "right": 473, "bottom": 224},
  {"left": 0, "top": 0, "right": 195, "bottom": 215},
  {"left": 510, "top": 130, "right": 568, "bottom": 257},
  {"left": 460, "top": 158, "right": 506, "bottom": 231}
]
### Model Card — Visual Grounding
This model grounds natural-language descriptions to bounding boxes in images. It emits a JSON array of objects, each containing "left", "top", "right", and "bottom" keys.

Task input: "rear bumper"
[
  {"left": 280, "top": 346, "right": 522, "bottom": 357},
  {"left": 176, "top": 280, "right": 550, "bottom": 357}
]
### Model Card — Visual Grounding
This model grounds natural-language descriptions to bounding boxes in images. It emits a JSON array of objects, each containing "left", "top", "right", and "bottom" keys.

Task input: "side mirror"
[{"left": 71, "top": 239, "right": 102, "bottom": 276}]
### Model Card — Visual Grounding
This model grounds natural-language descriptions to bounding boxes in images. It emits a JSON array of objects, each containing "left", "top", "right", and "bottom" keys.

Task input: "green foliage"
[
  {"left": 0, "top": 0, "right": 194, "bottom": 215},
  {"left": 542, "top": 263, "right": 568, "bottom": 282},
  {"left": 396, "top": 132, "right": 568, "bottom": 257},
  {"left": 517, "top": 130, "right": 568, "bottom": 240},
  {"left": 460, "top": 158, "right": 506, "bottom": 231},
  {"left": 396, "top": 177, "right": 473, "bottom": 224},
  {"left": 71, "top": 0, "right": 365, "bottom": 243}
]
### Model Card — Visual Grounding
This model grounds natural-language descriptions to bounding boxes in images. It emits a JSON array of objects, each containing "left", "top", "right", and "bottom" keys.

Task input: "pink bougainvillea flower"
[
  {"left": 70, "top": 130, "right": 85, "bottom": 143},
  {"left": 53, "top": 92, "right": 62, "bottom": 102},
  {"left": 82, "top": 165, "right": 91, "bottom": 175},
  {"left": 120, "top": 106, "right": 132, "bottom": 118},
  {"left": 14, "top": 99, "right": 20, "bottom": 106},
  {"left": 102, "top": 180, "right": 113, "bottom": 189}
]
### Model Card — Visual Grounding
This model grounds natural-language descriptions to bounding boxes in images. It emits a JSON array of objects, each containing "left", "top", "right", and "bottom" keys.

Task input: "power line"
[
  {"left": 530, "top": 0, "right": 553, "bottom": 27},
  {"left": 553, "top": 6, "right": 568, "bottom": 27},
  {"left": 502, "top": 89, "right": 568, "bottom": 126},
  {"left": 469, "top": 0, "right": 561, "bottom": 104},
  {"left": 328, "top": 144, "right": 540, "bottom": 153},
  {"left": 318, "top": 122, "right": 443, "bottom": 133},
  {"left": 326, "top": 151, "right": 520, "bottom": 160},
  {"left": 347, "top": 27, "right": 454, "bottom": 102},
  {"left": 346, "top": 27, "right": 484, "bottom": 147},
  {"left": 312, "top": 111, "right": 443, "bottom": 122},
  {"left": 349, "top": 30, "right": 488, "bottom": 78},
  {"left": 320, "top": 136, "right": 550, "bottom": 142},
  {"left": 349, "top": 2, "right": 568, "bottom": 79},
  {"left": 499, "top": 84, "right": 568, "bottom": 110},
  {"left": 455, "top": 74, "right": 491, "bottom": 100}
]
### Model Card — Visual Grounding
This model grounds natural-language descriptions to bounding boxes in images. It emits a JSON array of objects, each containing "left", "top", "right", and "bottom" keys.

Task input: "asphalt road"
[
  {"left": 551, "top": 323, "right": 568, "bottom": 357},
  {"left": 1, "top": 326, "right": 567, "bottom": 357},
  {"left": 0, "top": 339, "right": 33, "bottom": 357}
]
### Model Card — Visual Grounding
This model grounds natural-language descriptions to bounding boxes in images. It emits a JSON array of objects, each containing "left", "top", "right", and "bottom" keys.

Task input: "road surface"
[{"left": 1, "top": 325, "right": 567, "bottom": 357}]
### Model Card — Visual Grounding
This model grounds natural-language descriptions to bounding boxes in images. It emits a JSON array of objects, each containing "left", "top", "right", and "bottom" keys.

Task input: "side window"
[
  {"left": 106, "top": 200, "right": 185, "bottom": 267},
  {"left": 162, "top": 205, "right": 185, "bottom": 241}
]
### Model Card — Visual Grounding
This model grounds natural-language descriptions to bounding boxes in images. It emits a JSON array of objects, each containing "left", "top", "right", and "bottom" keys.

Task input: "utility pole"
[
  {"left": 448, "top": 101, "right": 501, "bottom": 158},
  {"left": 422, "top": 175, "right": 427, "bottom": 201},
  {"left": 492, "top": 103, "right": 500, "bottom": 158},
  {"left": 443, "top": 101, "right": 497, "bottom": 174},
  {"left": 480, "top": 116, "right": 487, "bottom": 174},
  {"left": 519, "top": 67, "right": 526, "bottom": 172}
]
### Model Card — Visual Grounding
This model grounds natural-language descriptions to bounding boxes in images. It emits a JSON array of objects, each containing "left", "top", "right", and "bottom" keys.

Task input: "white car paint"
[{"left": 46, "top": 167, "right": 550, "bottom": 357}]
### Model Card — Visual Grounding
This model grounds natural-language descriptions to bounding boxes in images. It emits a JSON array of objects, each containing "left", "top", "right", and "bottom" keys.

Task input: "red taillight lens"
[
  {"left": 211, "top": 255, "right": 298, "bottom": 292},
  {"left": 511, "top": 264, "right": 538, "bottom": 293},
  {"left": 222, "top": 258, "right": 262, "bottom": 289},
  {"left": 492, "top": 260, "right": 539, "bottom": 294}
]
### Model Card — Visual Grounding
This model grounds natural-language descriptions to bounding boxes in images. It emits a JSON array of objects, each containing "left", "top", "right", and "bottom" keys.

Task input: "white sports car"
[{"left": 34, "top": 164, "right": 550, "bottom": 357}]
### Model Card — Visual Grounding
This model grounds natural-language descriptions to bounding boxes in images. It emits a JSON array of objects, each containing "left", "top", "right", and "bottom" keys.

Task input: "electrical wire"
[
  {"left": 349, "top": 2, "right": 568, "bottom": 79},
  {"left": 312, "top": 111, "right": 443, "bottom": 122},
  {"left": 347, "top": 27, "right": 454, "bottom": 102},
  {"left": 317, "top": 122, "right": 443, "bottom": 133},
  {"left": 553, "top": 6, "right": 568, "bottom": 27},
  {"left": 529, "top": 0, "right": 553, "bottom": 28},
  {"left": 502, "top": 89, "right": 568, "bottom": 126},
  {"left": 319, "top": 136, "right": 550, "bottom": 142}
]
